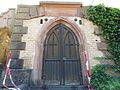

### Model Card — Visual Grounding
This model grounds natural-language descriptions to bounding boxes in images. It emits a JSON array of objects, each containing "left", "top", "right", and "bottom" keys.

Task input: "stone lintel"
[
  {"left": 39, "top": 1, "right": 82, "bottom": 17},
  {"left": 40, "top": 1, "right": 82, "bottom": 6}
]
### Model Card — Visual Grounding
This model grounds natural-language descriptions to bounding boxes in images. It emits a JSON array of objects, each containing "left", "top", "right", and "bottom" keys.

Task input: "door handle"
[{"left": 63, "top": 57, "right": 66, "bottom": 60}]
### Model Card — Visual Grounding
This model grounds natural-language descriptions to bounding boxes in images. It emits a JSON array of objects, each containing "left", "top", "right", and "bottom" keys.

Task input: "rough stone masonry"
[{"left": 0, "top": 1, "right": 113, "bottom": 88}]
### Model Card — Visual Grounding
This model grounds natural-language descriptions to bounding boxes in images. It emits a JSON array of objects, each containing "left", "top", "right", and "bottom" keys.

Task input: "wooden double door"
[{"left": 42, "top": 24, "right": 83, "bottom": 85}]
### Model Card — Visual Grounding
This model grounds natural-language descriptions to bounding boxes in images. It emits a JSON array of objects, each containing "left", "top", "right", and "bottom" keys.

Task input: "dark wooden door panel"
[
  {"left": 64, "top": 61, "right": 80, "bottom": 85},
  {"left": 42, "top": 24, "right": 83, "bottom": 85},
  {"left": 44, "top": 60, "right": 60, "bottom": 85}
]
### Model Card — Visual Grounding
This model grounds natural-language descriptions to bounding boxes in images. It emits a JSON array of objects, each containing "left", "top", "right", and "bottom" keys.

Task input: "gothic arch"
[{"left": 32, "top": 17, "right": 88, "bottom": 84}]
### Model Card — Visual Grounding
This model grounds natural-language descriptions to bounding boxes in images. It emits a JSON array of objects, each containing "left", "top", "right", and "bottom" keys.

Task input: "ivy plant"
[
  {"left": 87, "top": 4, "right": 120, "bottom": 90},
  {"left": 91, "top": 65, "right": 120, "bottom": 90},
  {"left": 87, "top": 4, "right": 120, "bottom": 68}
]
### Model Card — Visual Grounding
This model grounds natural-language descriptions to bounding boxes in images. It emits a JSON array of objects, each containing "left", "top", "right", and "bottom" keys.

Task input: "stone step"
[
  {"left": 0, "top": 85, "right": 88, "bottom": 90},
  {"left": 30, "top": 85, "right": 88, "bottom": 90}
]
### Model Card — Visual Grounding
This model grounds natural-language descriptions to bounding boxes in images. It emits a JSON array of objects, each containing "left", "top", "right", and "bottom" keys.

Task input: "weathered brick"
[
  {"left": 11, "top": 50, "right": 20, "bottom": 59},
  {"left": 94, "top": 26, "right": 102, "bottom": 35},
  {"left": 100, "top": 36, "right": 105, "bottom": 42},
  {"left": 0, "top": 69, "right": 32, "bottom": 86},
  {"left": 15, "top": 13, "right": 30, "bottom": 19},
  {"left": 10, "top": 42, "right": 26, "bottom": 50},
  {"left": 12, "top": 26, "right": 28, "bottom": 34},
  {"left": 29, "top": 6, "right": 39, "bottom": 18},
  {"left": 17, "top": 5, "right": 30, "bottom": 8},
  {"left": 102, "top": 51, "right": 111, "bottom": 57},
  {"left": 97, "top": 42, "right": 107, "bottom": 50},
  {"left": 17, "top": 7, "right": 29, "bottom": 13},
  {"left": 11, "top": 34, "right": 22, "bottom": 41},
  {"left": 10, "top": 59, "right": 24, "bottom": 69},
  {"left": 14, "top": 19, "right": 23, "bottom": 26},
  {"left": 99, "top": 60, "right": 114, "bottom": 65}
]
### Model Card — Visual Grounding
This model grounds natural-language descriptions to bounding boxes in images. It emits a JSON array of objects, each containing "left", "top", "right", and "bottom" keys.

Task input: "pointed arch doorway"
[{"left": 42, "top": 24, "right": 83, "bottom": 85}]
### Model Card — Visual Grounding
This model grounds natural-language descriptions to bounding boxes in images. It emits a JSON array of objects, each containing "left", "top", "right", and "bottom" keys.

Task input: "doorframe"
[{"left": 32, "top": 17, "right": 89, "bottom": 85}]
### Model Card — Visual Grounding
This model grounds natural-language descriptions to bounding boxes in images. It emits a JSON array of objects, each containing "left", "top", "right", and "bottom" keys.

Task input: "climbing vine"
[
  {"left": 87, "top": 4, "right": 120, "bottom": 67},
  {"left": 91, "top": 64, "right": 120, "bottom": 90},
  {"left": 87, "top": 4, "right": 120, "bottom": 89}
]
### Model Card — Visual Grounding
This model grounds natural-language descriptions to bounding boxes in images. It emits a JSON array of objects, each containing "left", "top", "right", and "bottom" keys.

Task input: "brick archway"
[{"left": 32, "top": 17, "right": 88, "bottom": 85}]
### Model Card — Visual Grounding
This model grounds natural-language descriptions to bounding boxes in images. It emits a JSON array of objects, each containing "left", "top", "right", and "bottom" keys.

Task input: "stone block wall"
[
  {"left": 20, "top": 17, "right": 83, "bottom": 68},
  {"left": 0, "top": 2, "right": 113, "bottom": 87},
  {"left": 20, "top": 17, "right": 54, "bottom": 68},
  {"left": 6, "top": 3, "right": 107, "bottom": 69},
  {"left": 9, "top": 5, "right": 40, "bottom": 69},
  {"left": 0, "top": 5, "right": 39, "bottom": 86},
  {"left": 0, "top": 9, "right": 15, "bottom": 27},
  {"left": 0, "top": 3, "right": 111, "bottom": 70},
  {"left": 81, "top": 19, "right": 103, "bottom": 67},
  {"left": 19, "top": 16, "right": 110, "bottom": 69}
]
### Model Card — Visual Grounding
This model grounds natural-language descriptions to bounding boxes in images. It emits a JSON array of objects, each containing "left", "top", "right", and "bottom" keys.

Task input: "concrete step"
[{"left": 30, "top": 85, "right": 88, "bottom": 90}]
